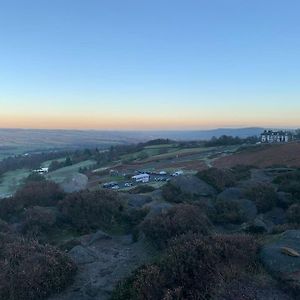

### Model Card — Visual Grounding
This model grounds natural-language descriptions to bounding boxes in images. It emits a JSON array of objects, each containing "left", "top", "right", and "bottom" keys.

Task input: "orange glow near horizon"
[{"left": 0, "top": 112, "right": 299, "bottom": 130}]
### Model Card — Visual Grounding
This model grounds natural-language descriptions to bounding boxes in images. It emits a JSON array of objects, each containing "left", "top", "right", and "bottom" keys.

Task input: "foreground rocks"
[
  {"left": 260, "top": 230, "right": 300, "bottom": 294},
  {"left": 49, "top": 232, "right": 152, "bottom": 300}
]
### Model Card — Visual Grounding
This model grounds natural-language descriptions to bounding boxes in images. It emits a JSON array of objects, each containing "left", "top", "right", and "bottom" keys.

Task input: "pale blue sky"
[{"left": 0, "top": 0, "right": 299, "bottom": 129}]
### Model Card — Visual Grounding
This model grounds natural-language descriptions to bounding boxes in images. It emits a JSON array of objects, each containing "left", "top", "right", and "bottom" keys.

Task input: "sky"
[{"left": 0, "top": 0, "right": 299, "bottom": 130}]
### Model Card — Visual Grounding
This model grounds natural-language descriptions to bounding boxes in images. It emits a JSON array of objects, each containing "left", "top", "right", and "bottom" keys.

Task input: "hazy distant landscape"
[{"left": 0, "top": 127, "right": 264, "bottom": 154}]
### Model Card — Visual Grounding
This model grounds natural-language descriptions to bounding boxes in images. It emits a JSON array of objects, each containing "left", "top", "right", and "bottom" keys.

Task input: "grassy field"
[
  {"left": 0, "top": 168, "right": 31, "bottom": 198},
  {"left": 41, "top": 157, "right": 67, "bottom": 168},
  {"left": 47, "top": 160, "right": 97, "bottom": 183}
]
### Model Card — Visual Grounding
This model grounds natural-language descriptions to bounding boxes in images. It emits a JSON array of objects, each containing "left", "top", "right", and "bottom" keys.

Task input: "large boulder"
[
  {"left": 264, "top": 208, "right": 287, "bottom": 225},
  {"left": 217, "top": 187, "right": 244, "bottom": 201},
  {"left": 260, "top": 230, "right": 300, "bottom": 293},
  {"left": 170, "top": 175, "right": 217, "bottom": 197},
  {"left": 242, "top": 215, "right": 272, "bottom": 234},
  {"left": 69, "top": 245, "right": 98, "bottom": 264},
  {"left": 80, "top": 230, "right": 112, "bottom": 246},
  {"left": 277, "top": 192, "right": 294, "bottom": 209},
  {"left": 61, "top": 173, "right": 89, "bottom": 193},
  {"left": 145, "top": 201, "right": 173, "bottom": 218}
]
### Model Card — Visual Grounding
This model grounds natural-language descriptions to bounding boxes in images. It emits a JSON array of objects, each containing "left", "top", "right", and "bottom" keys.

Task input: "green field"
[
  {"left": 0, "top": 168, "right": 31, "bottom": 198},
  {"left": 47, "top": 160, "right": 97, "bottom": 183},
  {"left": 41, "top": 157, "right": 66, "bottom": 168}
]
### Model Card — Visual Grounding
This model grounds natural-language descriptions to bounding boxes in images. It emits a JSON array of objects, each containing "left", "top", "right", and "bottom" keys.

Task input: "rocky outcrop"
[
  {"left": 50, "top": 234, "right": 152, "bottom": 300},
  {"left": 170, "top": 175, "right": 217, "bottom": 197},
  {"left": 260, "top": 230, "right": 300, "bottom": 294}
]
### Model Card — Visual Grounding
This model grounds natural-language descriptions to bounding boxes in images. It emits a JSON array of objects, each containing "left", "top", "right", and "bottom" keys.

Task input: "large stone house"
[{"left": 260, "top": 130, "right": 291, "bottom": 143}]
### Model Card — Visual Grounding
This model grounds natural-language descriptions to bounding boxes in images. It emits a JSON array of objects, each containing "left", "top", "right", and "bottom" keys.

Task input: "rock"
[
  {"left": 61, "top": 173, "right": 89, "bottom": 193},
  {"left": 170, "top": 175, "right": 217, "bottom": 197},
  {"left": 145, "top": 201, "right": 173, "bottom": 218},
  {"left": 69, "top": 245, "right": 98, "bottom": 264},
  {"left": 237, "top": 199, "right": 257, "bottom": 222},
  {"left": 217, "top": 187, "right": 244, "bottom": 201},
  {"left": 264, "top": 208, "right": 287, "bottom": 225},
  {"left": 277, "top": 192, "right": 294, "bottom": 209},
  {"left": 243, "top": 216, "right": 271, "bottom": 233},
  {"left": 260, "top": 230, "right": 300, "bottom": 293},
  {"left": 281, "top": 247, "right": 300, "bottom": 257},
  {"left": 81, "top": 230, "right": 112, "bottom": 246},
  {"left": 125, "top": 194, "right": 153, "bottom": 208}
]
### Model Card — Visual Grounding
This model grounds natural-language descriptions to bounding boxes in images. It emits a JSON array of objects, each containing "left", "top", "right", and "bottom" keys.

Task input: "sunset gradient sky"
[{"left": 0, "top": 0, "right": 300, "bottom": 130}]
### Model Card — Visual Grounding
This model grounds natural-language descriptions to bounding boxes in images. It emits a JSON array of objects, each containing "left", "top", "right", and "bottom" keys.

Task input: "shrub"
[
  {"left": 0, "top": 233, "right": 76, "bottom": 300},
  {"left": 0, "top": 180, "right": 64, "bottom": 220},
  {"left": 274, "top": 170, "right": 300, "bottom": 200},
  {"left": 214, "top": 199, "right": 246, "bottom": 224},
  {"left": 21, "top": 206, "right": 57, "bottom": 239},
  {"left": 112, "top": 234, "right": 259, "bottom": 300},
  {"left": 230, "top": 164, "right": 253, "bottom": 181},
  {"left": 287, "top": 204, "right": 300, "bottom": 224},
  {"left": 245, "top": 183, "right": 277, "bottom": 213},
  {"left": 140, "top": 204, "right": 212, "bottom": 248},
  {"left": 161, "top": 182, "right": 186, "bottom": 203},
  {"left": 196, "top": 168, "right": 236, "bottom": 192},
  {"left": 59, "top": 190, "right": 123, "bottom": 233},
  {"left": 14, "top": 180, "right": 65, "bottom": 207},
  {"left": 129, "top": 185, "right": 155, "bottom": 194}
]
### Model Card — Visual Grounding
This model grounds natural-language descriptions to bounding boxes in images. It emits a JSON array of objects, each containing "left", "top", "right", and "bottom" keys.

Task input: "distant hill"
[{"left": 0, "top": 127, "right": 264, "bottom": 151}]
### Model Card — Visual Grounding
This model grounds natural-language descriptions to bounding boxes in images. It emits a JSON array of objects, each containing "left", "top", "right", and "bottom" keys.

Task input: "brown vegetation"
[
  {"left": 112, "top": 234, "right": 259, "bottom": 300},
  {"left": 214, "top": 142, "right": 300, "bottom": 168},
  {"left": 140, "top": 204, "right": 212, "bottom": 248},
  {"left": 59, "top": 189, "right": 123, "bottom": 233},
  {"left": 245, "top": 183, "right": 277, "bottom": 213},
  {"left": 196, "top": 168, "right": 236, "bottom": 192},
  {"left": 0, "top": 233, "right": 76, "bottom": 300}
]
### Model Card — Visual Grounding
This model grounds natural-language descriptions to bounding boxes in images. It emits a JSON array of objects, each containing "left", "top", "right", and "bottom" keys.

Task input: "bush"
[
  {"left": 196, "top": 168, "right": 236, "bottom": 192},
  {"left": 129, "top": 185, "right": 155, "bottom": 194},
  {"left": 140, "top": 204, "right": 212, "bottom": 248},
  {"left": 161, "top": 182, "right": 186, "bottom": 203},
  {"left": 15, "top": 180, "right": 65, "bottom": 207},
  {"left": 0, "top": 180, "right": 64, "bottom": 220},
  {"left": 274, "top": 170, "right": 300, "bottom": 200},
  {"left": 214, "top": 199, "right": 247, "bottom": 224},
  {"left": 230, "top": 164, "right": 253, "bottom": 181},
  {"left": 287, "top": 204, "right": 300, "bottom": 224},
  {"left": 112, "top": 234, "right": 259, "bottom": 300},
  {"left": 59, "top": 190, "right": 123, "bottom": 233},
  {"left": 21, "top": 206, "right": 57, "bottom": 239},
  {"left": 0, "top": 233, "right": 76, "bottom": 300},
  {"left": 245, "top": 183, "right": 277, "bottom": 213}
]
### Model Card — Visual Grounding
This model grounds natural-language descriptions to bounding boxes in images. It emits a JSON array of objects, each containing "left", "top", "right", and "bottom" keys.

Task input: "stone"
[{"left": 260, "top": 230, "right": 300, "bottom": 293}]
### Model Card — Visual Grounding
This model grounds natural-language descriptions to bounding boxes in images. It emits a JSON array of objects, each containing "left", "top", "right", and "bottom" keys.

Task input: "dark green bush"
[
  {"left": 112, "top": 234, "right": 259, "bottom": 300},
  {"left": 196, "top": 168, "right": 236, "bottom": 192},
  {"left": 245, "top": 183, "right": 277, "bottom": 213},
  {"left": 140, "top": 204, "right": 212, "bottom": 248},
  {"left": 0, "top": 233, "right": 76, "bottom": 300}
]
